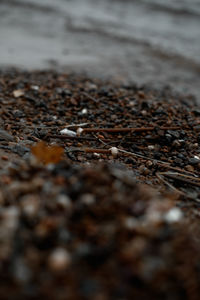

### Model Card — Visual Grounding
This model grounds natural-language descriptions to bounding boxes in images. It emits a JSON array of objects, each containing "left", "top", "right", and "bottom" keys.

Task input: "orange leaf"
[{"left": 31, "top": 141, "right": 64, "bottom": 165}]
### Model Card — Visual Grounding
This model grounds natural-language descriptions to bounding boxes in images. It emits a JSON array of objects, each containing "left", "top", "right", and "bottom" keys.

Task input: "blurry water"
[{"left": 0, "top": 0, "right": 200, "bottom": 98}]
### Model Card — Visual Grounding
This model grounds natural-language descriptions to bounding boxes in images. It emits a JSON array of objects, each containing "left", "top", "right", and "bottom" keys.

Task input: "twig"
[
  {"left": 156, "top": 172, "right": 184, "bottom": 195},
  {"left": 66, "top": 123, "right": 90, "bottom": 128},
  {"left": 160, "top": 172, "right": 200, "bottom": 188},
  {"left": 82, "top": 92, "right": 99, "bottom": 103},
  {"left": 48, "top": 134, "right": 116, "bottom": 143},
  {"left": 81, "top": 126, "right": 180, "bottom": 134}
]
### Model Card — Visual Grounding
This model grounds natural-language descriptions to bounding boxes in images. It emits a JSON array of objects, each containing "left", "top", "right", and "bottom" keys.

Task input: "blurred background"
[{"left": 1, "top": 0, "right": 200, "bottom": 98}]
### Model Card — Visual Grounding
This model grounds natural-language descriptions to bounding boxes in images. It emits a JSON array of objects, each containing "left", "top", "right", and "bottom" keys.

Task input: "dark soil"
[{"left": 1, "top": 69, "right": 200, "bottom": 300}]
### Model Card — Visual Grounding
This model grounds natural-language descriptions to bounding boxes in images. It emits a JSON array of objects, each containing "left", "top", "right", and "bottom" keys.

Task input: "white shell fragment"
[
  {"left": 77, "top": 127, "right": 84, "bottom": 136},
  {"left": 30, "top": 85, "right": 39, "bottom": 91},
  {"left": 148, "top": 145, "right": 155, "bottom": 150},
  {"left": 60, "top": 128, "right": 77, "bottom": 137},
  {"left": 13, "top": 89, "right": 24, "bottom": 98},
  {"left": 109, "top": 147, "right": 119, "bottom": 157},
  {"left": 81, "top": 108, "right": 88, "bottom": 115},
  {"left": 194, "top": 155, "right": 200, "bottom": 160},
  {"left": 164, "top": 208, "right": 183, "bottom": 223}
]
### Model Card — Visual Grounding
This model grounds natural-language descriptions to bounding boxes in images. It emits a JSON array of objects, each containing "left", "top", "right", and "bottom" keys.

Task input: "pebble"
[
  {"left": 164, "top": 208, "right": 183, "bottom": 223},
  {"left": 21, "top": 195, "right": 39, "bottom": 217},
  {"left": 1, "top": 155, "right": 8, "bottom": 161},
  {"left": 188, "top": 157, "right": 200, "bottom": 165},
  {"left": 148, "top": 145, "right": 155, "bottom": 150},
  {"left": 0, "top": 129, "right": 14, "bottom": 142},
  {"left": 81, "top": 108, "right": 88, "bottom": 115},
  {"left": 60, "top": 128, "right": 77, "bottom": 137},
  {"left": 48, "top": 248, "right": 71, "bottom": 272},
  {"left": 109, "top": 147, "right": 118, "bottom": 158},
  {"left": 79, "top": 193, "right": 95, "bottom": 205},
  {"left": 56, "top": 194, "right": 72, "bottom": 210}
]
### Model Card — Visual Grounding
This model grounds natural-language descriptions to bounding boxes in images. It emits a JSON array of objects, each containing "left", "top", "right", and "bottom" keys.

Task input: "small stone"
[
  {"left": 60, "top": 128, "right": 76, "bottom": 137},
  {"left": 188, "top": 158, "right": 200, "bottom": 165},
  {"left": 0, "top": 129, "right": 14, "bottom": 142},
  {"left": 13, "top": 89, "right": 24, "bottom": 98},
  {"left": 30, "top": 85, "right": 39, "bottom": 91},
  {"left": 109, "top": 147, "right": 118, "bottom": 158},
  {"left": 77, "top": 127, "right": 84, "bottom": 136},
  {"left": 56, "top": 194, "right": 72, "bottom": 210},
  {"left": 81, "top": 108, "right": 88, "bottom": 115},
  {"left": 12, "top": 144, "right": 30, "bottom": 157},
  {"left": 143, "top": 168, "right": 150, "bottom": 175},
  {"left": 80, "top": 193, "right": 95, "bottom": 205},
  {"left": 1, "top": 155, "right": 8, "bottom": 161},
  {"left": 48, "top": 248, "right": 71, "bottom": 272},
  {"left": 146, "top": 160, "right": 153, "bottom": 167},
  {"left": 164, "top": 208, "right": 183, "bottom": 223},
  {"left": 148, "top": 145, "right": 155, "bottom": 150},
  {"left": 172, "top": 140, "right": 181, "bottom": 148},
  {"left": 21, "top": 195, "right": 39, "bottom": 217},
  {"left": 93, "top": 152, "right": 101, "bottom": 158}
]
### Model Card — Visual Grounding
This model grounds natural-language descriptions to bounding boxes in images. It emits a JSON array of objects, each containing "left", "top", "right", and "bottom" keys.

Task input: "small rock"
[
  {"left": 60, "top": 128, "right": 76, "bottom": 137},
  {"left": 0, "top": 129, "right": 14, "bottom": 142},
  {"left": 188, "top": 157, "right": 200, "bottom": 165},
  {"left": 48, "top": 248, "right": 71, "bottom": 272},
  {"left": 164, "top": 208, "right": 183, "bottom": 223},
  {"left": 13, "top": 89, "right": 24, "bottom": 98}
]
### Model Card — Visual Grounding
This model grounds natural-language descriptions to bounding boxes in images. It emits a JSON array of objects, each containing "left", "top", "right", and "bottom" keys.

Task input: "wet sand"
[{"left": 0, "top": 0, "right": 200, "bottom": 99}]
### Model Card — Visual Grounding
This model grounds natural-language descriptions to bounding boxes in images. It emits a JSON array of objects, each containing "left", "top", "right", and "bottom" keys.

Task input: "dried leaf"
[{"left": 31, "top": 141, "right": 64, "bottom": 165}]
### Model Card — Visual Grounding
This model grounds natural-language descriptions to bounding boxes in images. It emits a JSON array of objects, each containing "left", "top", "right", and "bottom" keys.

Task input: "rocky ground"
[{"left": 1, "top": 69, "right": 200, "bottom": 299}]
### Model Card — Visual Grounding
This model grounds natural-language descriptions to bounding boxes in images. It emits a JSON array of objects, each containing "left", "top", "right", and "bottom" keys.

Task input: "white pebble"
[
  {"left": 57, "top": 194, "right": 72, "bottom": 209},
  {"left": 30, "top": 85, "right": 39, "bottom": 91},
  {"left": 81, "top": 108, "right": 88, "bottom": 115},
  {"left": 194, "top": 155, "right": 200, "bottom": 160},
  {"left": 60, "top": 128, "right": 77, "bottom": 137},
  {"left": 48, "top": 248, "right": 71, "bottom": 272},
  {"left": 77, "top": 127, "right": 84, "bottom": 136},
  {"left": 148, "top": 145, "right": 155, "bottom": 150},
  {"left": 164, "top": 208, "right": 183, "bottom": 223},
  {"left": 93, "top": 152, "right": 100, "bottom": 158},
  {"left": 109, "top": 147, "right": 118, "bottom": 157}
]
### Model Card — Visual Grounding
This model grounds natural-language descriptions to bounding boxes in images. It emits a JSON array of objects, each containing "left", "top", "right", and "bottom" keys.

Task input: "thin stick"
[
  {"left": 81, "top": 126, "right": 180, "bottom": 134},
  {"left": 160, "top": 172, "right": 200, "bottom": 188},
  {"left": 82, "top": 92, "right": 99, "bottom": 103},
  {"left": 118, "top": 148, "right": 197, "bottom": 176},
  {"left": 48, "top": 134, "right": 115, "bottom": 143},
  {"left": 66, "top": 123, "right": 90, "bottom": 128},
  {"left": 156, "top": 172, "right": 184, "bottom": 195}
]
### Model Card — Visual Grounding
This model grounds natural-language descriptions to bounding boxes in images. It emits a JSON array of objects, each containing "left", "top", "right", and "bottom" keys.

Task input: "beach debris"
[
  {"left": 77, "top": 127, "right": 84, "bottom": 136},
  {"left": 81, "top": 108, "right": 88, "bottom": 115},
  {"left": 31, "top": 141, "right": 64, "bottom": 165},
  {"left": 13, "top": 89, "right": 24, "bottom": 98},
  {"left": 60, "top": 128, "right": 77, "bottom": 137},
  {"left": 109, "top": 147, "right": 119, "bottom": 157}
]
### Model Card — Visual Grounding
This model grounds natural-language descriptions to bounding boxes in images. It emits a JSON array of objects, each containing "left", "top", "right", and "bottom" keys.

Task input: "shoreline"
[{"left": 1, "top": 0, "right": 200, "bottom": 100}]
